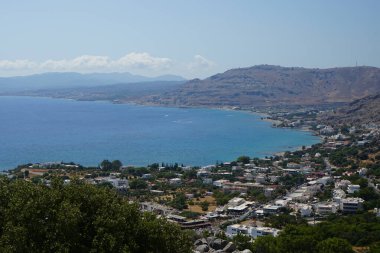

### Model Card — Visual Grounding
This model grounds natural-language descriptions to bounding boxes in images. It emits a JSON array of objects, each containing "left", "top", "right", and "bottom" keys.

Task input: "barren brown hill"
[
  {"left": 320, "top": 93, "right": 380, "bottom": 126},
  {"left": 142, "top": 65, "right": 380, "bottom": 108}
]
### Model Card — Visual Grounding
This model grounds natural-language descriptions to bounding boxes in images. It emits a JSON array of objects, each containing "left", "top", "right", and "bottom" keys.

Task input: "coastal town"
[
  {"left": 5, "top": 108, "right": 380, "bottom": 253},
  {"left": 1, "top": 1, "right": 379, "bottom": 252}
]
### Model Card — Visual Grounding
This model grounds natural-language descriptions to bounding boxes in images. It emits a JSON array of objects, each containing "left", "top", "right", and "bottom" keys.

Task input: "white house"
[
  {"left": 358, "top": 168, "right": 368, "bottom": 177},
  {"left": 263, "top": 205, "right": 282, "bottom": 215},
  {"left": 316, "top": 176, "right": 333, "bottom": 186},
  {"left": 227, "top": 197, "right": 245, "bottom": 207},
  {"left": 249, "top": 226, "right": 280, "bottom": 239},
  {"left": 142, "top": 174, "right": 152, "bottom": 179},
  {"left": 255, "top": 174, "right": 267, "bottom": 184},
  {"left": 297, "top": 204, "right": 313, "bottom": 217},
  {"left": 197, "top": 170, "right": 210, "bottom": 178},
  {"left": 347, "top": 184, "right": 360, "bottom": 194},
  {"left": 226, "top": 224, "right": 249, "bottom": 237},
  {"left": 213, "top": 179, "right": 229, "bottom": 188},
  {"left": 226, "top": 224, "right": 280, "bottom": 239},
  {"left": 316, "top": 202, "right": 339, "bottom": 215},
  {"left": 340, "top": 198, "right": 364, "bottom": 213},
  {"left": 202, "top": 178, "right": 213, "bottom": 184},
  {"left": 107, "top": 178, "right": 129, "bottom": 189},
  {"left": 169, "top": 178, "right": 182, "bottom": 185},
  {"left": 264, "top": 188, "right": 275, "bottom": 197}
]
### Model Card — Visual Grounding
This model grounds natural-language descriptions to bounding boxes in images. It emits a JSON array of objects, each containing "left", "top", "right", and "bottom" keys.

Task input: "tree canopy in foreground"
[{"left": 0, "top": 178, "right": 192, "bottom": 253}]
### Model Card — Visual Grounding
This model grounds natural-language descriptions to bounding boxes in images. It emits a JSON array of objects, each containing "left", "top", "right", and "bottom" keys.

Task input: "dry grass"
[{"left": 186, "top": 195, "right": 217, "bottom": 214}]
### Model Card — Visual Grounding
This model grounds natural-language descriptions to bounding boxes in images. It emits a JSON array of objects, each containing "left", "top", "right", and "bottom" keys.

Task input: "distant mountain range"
[
  {"left": 319, "top": 93, "right": 380, "bottom": 125},
  {"left": 141, "top": 65, "right": 380, "bottom": 108},
  {"left": 0, "top": 72, "right": 186, "bottom": 92},
  {"left": 10, "top": 81, "right": 185, "bottom": 102},
  {"left": 2, "top": 65, "right": 380, "bottom": 114}
]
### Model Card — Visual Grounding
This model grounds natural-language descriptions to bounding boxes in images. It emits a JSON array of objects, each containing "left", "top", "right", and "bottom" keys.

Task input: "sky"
[{"left": 0, "top": 0, "right": 379, "bottom": 78}]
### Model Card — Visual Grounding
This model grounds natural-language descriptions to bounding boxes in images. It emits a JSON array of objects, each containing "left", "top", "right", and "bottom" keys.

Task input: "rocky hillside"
[
  {"left": 142, "top": 65, "right": 380, "bottom": 108},
  {"left": 320, "top": 93, "right": 380, "bottom": 125}
]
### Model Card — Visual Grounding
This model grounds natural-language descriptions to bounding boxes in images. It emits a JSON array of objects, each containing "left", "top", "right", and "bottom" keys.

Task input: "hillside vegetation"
[{"left": 320, "top": 93, "right": 380, "bottom": 126}]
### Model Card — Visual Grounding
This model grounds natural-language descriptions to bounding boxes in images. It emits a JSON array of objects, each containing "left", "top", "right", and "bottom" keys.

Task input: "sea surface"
[{"left": 0, "top": 96, "right": 320, "bottom": 170}]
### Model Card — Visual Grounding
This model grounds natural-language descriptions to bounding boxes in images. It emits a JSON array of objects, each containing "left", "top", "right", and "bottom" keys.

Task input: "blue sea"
[{"left": 0, "top": 96, "right": 320, "bottom": 170}]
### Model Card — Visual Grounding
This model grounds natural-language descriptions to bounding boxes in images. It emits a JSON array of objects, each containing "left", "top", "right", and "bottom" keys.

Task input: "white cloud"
[
  {"left": 0, "top": 59, "right": 37, "bottom": 70},
  {"left": 40, "top": 55, "right": 110, "bottom": 71},
  {"left": 114, "top": 52, "right": 172, "bottom": 69},
  {"left": 0, "top": 53, "right": 217, "bottom": 78},
  {"left": 0, "top": 53, "right": 172, "bottom": 72},
  {"left": 188, "top": 54, "right": 215, "bottom": 70},
  {"left": 72, "top": 55, "right": 110, "bottom": 68},
  {"left": 40, "top": 59, "right": 70, "bottom": 70}
]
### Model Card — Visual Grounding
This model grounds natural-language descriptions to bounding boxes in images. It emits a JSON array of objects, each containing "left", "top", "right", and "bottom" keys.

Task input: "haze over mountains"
[
  {"left": 0, "top": 72, "right": 185, "bottom": 92},
  {"left": 1, "top": 65, "right": 380, "bottom": 113}
]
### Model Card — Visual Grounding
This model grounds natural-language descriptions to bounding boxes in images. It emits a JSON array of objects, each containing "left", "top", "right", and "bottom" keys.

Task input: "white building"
[
  {"left": 140, "top": 202, "right": 173, "bottom": 215},
  {"left": 333, "top": 189, "right": 346, "bottom": 202},
  {"left": 213, "top": 179, "right": 229, "bottom": 188},
  {"left": 255, "top": 174, "right": 267, "bottom": 184},
  {"left": 347, "top": 184, "right": 360, "bottom": 194},
  {"left": 227, "top": 204, "right": 250, "bottom": 216},
  {"left": 335, "top": 180, "right": 351, "bottom": 189},
  {"left": 226, "top": 224, "right": 280, "bottom": 239},
  {"left": 197, "top": 170, "right": 210, "bottom": 178},
  {"left": 340, "top": 198, "right": 364, "bottom": 213},
  {"left": 316, "top": 203, "right": 339, "bottom": 215},
  {"left": 169, "top": 178, "right": 182, "bottom": 185},
  {"left": 202, "top": 178, "right": 213, "bottom": 184},
  {"left": 275, "top": 198, "right": 290, "bottom": 207},
  {"left": 142, "top": 174, "right": 152, "bottom": 179},
  {"left": 320, "top": 126, "right": 335, "bottom": 135},
  {"left": 244, "top": 173, "right": 254, "bottom": 181},
  {"left": 298, "top": 204, "right": 313, "bottom": 217},
  {"left": 249, "top": 226, "right": 280, "bottom": 239},
  {"left": 226, "top": 224, "right": 249, "bottom": 237},
  {"left": 269, "top": 175, "right": 281, "bottom": 183},
  {"left": 263, "top": 205, "right": 282, "bottom": 215},
  {"left": 358, "top": 168, "right": 368, "bottom": 177},
  {"left": 227, "top": 197, "right": 245, "bottom": 207},
  {"left": 374, "top": 208, "right": 380, "bottom": 217},
  {"left": 103, "top": 178, "right": 129, "bottom": 189},
  {"left": 317, "top": 176, "right": 333, "bottom": 186},
  {"left": 287, "top": 163, "right": 301, "bottom": 169},
  {"left": 264, "top": 188, "right": 275, "bottom": 197}
]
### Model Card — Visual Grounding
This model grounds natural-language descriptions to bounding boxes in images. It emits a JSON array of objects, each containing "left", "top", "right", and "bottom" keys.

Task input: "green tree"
[
  {"left": 0, "top": 177, "right": 192, "bottom": 253},
  {"left": 170, "top": 193, "right": 187, "bottom": 210},
  {"left": 369, "top": 242, "right": 380, "bottom": 253},
  {"left": 316, "top": 238, "right": 354, "bottom": 253},
  {"left": 111, "top": 160, "right": 123, "bottom": 170},
  {"left": 232, "top": 234, "right": 253, "bottom": 251},
  {"left": 129, "top": 179, "right": 148, "bottom": 190},
  {"left": 200, "top": 201, "right": 209, "bottom": 211},
  {"left": 252, "top": 236, "right": 279, "bottom": 253},
  {"left": 100, "top": 160, "right": 113, "bottom": 170},
  {"left": 237, "top": 156, "right": 250, "bottom": 164}
]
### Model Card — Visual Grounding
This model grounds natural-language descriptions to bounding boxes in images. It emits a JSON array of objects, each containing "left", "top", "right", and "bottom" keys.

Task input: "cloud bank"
[{"left": 0, "top": 53, "right": 215, "bottom": 78}]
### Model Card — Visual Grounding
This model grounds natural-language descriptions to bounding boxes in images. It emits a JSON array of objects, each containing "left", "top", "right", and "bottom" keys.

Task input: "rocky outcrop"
[{"left": 193, "top": 237, "right": 252, "bottom": 253}]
